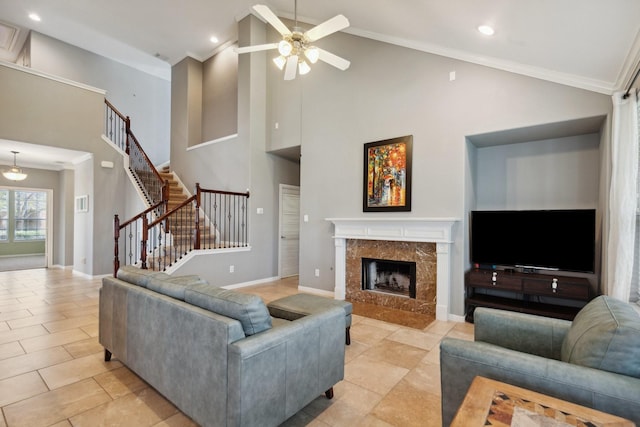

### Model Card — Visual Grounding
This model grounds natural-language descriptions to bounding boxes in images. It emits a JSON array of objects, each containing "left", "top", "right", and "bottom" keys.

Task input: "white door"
[{"left": 279, "top": 185, "right": 300, "bottom": 278}]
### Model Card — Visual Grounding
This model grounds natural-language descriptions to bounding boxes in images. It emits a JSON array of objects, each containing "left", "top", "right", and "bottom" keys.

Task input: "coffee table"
[{"left": 451, "top": 376, "right": 634, "bottom": 426}]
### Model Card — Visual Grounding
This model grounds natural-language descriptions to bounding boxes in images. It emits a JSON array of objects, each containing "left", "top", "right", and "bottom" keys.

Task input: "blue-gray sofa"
[
  {"left": 99, "top": 266, "right": 345, "bottom": 427},
  {"left": 440, "top": 296, "right": 640, "bottom": 426}
]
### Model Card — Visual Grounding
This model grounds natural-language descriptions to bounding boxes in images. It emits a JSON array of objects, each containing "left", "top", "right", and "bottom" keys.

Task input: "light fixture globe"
[
  {"left": 304, "top": 46, "right": 319, "bottom": 64},
  {"left": 273, "top": 55, "right": 287, "bottom": 70},
  {"left": 278, "top": 39, "right": 293, "bottom": 56},
  {"left": 2, "top": 151, "right": 27, "bottom": 181}
]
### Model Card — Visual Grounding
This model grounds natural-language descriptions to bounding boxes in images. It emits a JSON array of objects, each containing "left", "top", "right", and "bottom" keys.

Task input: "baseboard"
[
  {"left": 222, "top": 276, "right": 280, "bottom": 290},
  {"left": 448, "top": 313, "right": 466, "bottom": 323},
  {"left": 297, "top": 285, "right": 334, "bottom": 298}
]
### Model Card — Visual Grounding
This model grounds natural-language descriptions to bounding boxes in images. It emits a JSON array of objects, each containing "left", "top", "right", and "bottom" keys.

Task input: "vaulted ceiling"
[
  {"left": 1, "top": 0, "right": 639, "bottom": 95},
  {"left": 1, "top": 1, "right": 639, "bottom": 168}
]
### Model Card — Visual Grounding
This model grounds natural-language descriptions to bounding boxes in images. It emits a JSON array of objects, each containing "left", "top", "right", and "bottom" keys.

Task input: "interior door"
[{"left": 279, "top": 185, "right": 300, "bottom": 278}]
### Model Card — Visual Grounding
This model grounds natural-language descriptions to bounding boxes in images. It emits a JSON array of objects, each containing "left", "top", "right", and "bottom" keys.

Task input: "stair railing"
[
  {"left": 113, "top": 200, "right": 167, "bottom": 276},
  {"left": 104, "top": 99, "right": 168, "bottom": 207},
  {"left": 114, "top": 184, "right": 250, "bottom": 273}
]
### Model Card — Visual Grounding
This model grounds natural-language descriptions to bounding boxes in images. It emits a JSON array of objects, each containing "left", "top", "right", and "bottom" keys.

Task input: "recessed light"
[
  {"left": 210, "top": 36, "right": 219, "bottom": 44},
  {"left": 478, "top": 25, "right": 495, "bottom": 36},
  {"left": 29, "top": 13, "right": 41, "bottom": 22}
]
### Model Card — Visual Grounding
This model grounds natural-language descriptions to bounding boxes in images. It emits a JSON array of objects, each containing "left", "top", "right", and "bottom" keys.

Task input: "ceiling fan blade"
[
  {"left": 304, "top": 15, "right": 349, "bottom": 42},
  {"left": 253, "top": 5, "right": 292, "bottom": 37},
  {"left": 235, "top": 43, "right": 279, "bottom": 54},
  {"left": 284, "top": 55, "right": 298, "bottom": 80},
  {"left": 317, "top": 48, "right": 350, "bottom": 71}
]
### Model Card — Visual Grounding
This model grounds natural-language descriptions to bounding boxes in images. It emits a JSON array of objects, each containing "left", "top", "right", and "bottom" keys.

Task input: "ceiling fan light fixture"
[
  {"left": 278, "top": 39, "right": 293, "bottom": 56},
  {"left": 2, "top": 151, "right": 27, "bottom": 181},
  {"left": 273, "top": 55, "right": 287, "bottom": 70},
  {"left": 298, "top": 60, "right": 311, "bottom": 75},
  {"left": 304, "top": 46, "right": 319, "bottom": 64}
]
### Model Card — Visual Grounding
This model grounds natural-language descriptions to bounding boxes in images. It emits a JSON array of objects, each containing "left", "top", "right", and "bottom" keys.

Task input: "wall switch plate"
[
  {"left": 229, "top": 265, "right": 235, "bottom": 273},
  {"left": 314, "top": 268, "right": 320, "bottom": 277},
  {"left": 449, "top": 71, "right": 456, "bottom": 81},
  {"left": 256, "top": 208, "right": 264, "bottom": 214},
  {"left": 303, "top": 214, "right": 309, "bottom": 222}
]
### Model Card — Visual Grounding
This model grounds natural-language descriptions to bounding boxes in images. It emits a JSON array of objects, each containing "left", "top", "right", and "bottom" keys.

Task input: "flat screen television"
[{"left": 470, "top": 209, "right": 596, "bottom": 273}]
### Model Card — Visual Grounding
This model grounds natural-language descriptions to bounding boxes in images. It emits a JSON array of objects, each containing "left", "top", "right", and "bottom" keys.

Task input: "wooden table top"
[{"left": 451, "top": 376, "right": 635, "bottom": 427}]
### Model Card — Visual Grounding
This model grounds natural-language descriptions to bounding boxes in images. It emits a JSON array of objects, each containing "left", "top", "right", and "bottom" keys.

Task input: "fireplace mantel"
[{"left": 326, "top": 217, "right": 459, "bottom": 320}]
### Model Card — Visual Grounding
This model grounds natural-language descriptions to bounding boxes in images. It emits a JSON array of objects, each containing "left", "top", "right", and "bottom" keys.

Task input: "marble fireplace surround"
[{"left": 327, "top": 218, "right": 458, "bottom": 321}]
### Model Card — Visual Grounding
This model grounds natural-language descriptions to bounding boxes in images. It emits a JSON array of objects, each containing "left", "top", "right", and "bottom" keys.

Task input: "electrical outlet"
[
  {"left": 230, "top": 265, "right": 235, "bottom": 273},
  {"left": 314, "top": 268, "right": 320, "bottom": 277}
]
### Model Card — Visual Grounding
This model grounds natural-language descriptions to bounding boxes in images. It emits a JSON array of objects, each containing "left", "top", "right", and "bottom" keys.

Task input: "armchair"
[{"left": 440, "top": 296, "right": 640, "bottom": 426}]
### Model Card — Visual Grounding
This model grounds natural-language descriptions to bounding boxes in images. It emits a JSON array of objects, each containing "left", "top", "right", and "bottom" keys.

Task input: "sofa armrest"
[
  {"left": 474, "top": 307, "right": 571, "bottom": 360},
  {"left": 227, "top": 306, "right": 345, "bottom": 427},
  {"left": 440, "top": 337, "right": 640, "bottom": 427}
]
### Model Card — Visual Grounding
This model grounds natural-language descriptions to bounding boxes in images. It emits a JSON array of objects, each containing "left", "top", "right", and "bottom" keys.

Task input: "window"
[
  {"left": 14, "top": 191, "right": 47, "bottom": 241},
  {"left": 0, "top": 190, "right": 7, "bottom": 241},
  {"left": 0, "top": 189, "right": 47, "bottom": 243}
]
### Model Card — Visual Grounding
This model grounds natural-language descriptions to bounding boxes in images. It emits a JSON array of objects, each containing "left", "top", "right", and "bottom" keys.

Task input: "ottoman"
[{"left": 267, "top": 294, "right": 353, "bottom": 345}]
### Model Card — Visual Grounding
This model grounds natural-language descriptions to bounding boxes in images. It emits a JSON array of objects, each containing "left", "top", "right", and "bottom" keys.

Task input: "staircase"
[{"left": 107, "top": 99, "right": 250, "bottom": 275}]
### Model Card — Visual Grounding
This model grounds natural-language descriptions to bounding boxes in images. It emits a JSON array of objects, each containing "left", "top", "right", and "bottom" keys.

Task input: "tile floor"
[{"left": 0, "top": 268, "right": 474, "bottom": 426}]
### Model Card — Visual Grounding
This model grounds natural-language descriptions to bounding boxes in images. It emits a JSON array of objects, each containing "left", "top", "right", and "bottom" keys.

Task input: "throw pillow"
[
  {"left": 185, "top": 284, "right": 272, "bottom": 336},
  {"left": 116, "top": 265, "right": 169, "bottom": 287},
  {"left": 561, "top": 295, "right": 640, "bottom": 378},
  {"left": 146, "top": 275, "right": 207, "bottom": 300}
]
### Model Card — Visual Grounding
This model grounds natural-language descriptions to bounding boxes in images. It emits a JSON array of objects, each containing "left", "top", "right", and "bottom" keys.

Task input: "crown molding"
[{"left": 345, "top": 28, "right": 615, "bottom": 95}]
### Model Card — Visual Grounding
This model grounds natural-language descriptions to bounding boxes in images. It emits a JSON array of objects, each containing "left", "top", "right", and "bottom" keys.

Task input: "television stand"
[{"left": 465, "top": 269, "right": 592, "bottom": 322}]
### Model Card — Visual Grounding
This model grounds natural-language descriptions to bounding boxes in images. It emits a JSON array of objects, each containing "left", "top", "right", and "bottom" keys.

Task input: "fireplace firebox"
[{"left": 361, "top": 258, "right": 417, "bottom": 299}]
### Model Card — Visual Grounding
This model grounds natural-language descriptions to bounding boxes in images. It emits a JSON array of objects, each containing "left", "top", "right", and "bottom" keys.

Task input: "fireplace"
[
  {"left": 327, "top": 217, "right": 458, "bottom": 320},
  {"left": 362, "top": 258, "right": 416, "bottom": 298}
]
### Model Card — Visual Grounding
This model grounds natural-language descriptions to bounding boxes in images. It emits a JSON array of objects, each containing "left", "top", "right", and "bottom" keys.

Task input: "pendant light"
[{"left": 2, "top": 151, "right": 27, "bottom": 181}]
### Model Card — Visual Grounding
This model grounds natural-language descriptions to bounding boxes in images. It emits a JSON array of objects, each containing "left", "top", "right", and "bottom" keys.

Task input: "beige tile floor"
[{"left": 0, "top": 268, "right": 474, "bottom": 427}]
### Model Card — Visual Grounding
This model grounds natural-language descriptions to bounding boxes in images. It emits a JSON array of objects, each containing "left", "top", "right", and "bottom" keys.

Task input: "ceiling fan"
[{"left": 236, "top": 1, "right": 350, "bottom": 80}]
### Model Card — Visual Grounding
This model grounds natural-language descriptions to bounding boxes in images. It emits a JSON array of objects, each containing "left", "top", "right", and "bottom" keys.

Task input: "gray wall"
[
  {"left": 202, "top": 45, "right": 239, "bottom": 142},
  {"left": 73, "top": 157, "right": 93, "bottom": 274},
  {"left": 474, "top": 133, "right": 601, "bottom": 210},
  {"left": 169, "top": 15, "right": 300, "bottom": 286},
  {"left": 0, "top": 63, "right": 129, "bottom": 275},
  {"left": 58, "top": 169, "right": 74, "bottom": 267},
  {"left": 27, "top": 32, "right": 171, "bottom": 165},
  {"left": 261, "top": 27, "right": 611, "bottom": 315}
]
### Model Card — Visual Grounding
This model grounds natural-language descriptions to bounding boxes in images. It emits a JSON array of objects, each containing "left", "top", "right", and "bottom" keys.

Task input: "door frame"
[{"left": 278, "top": 184, "right": 300, "bottom": 278}]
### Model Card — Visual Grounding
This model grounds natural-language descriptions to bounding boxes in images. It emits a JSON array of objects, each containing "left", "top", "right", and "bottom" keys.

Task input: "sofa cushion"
[
  {"left": 116, "top": 266, "right": 169, "bottom": 288},
  {"left": 146, "top": 275, "right": 207, "bottom": 300},
  {"left": 185, "top": 284, "right": 272, "bottom": 336},
  {"left": 561, "top": 295, "right": 640, "bottom": 378}
]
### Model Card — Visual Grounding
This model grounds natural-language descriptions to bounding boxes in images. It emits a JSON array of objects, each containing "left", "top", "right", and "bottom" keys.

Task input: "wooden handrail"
[
  {"left": 118, "top": 200, "right": 165, "bottom": 229},
  {"left": 148, "top": 195, "right": 197, "bottom": 229},
  {"left": 128, "top": 133, "right": 167, "bottom": 191},
  {"left": 104, "top": 99, "right": 127, "bottom": 122}
]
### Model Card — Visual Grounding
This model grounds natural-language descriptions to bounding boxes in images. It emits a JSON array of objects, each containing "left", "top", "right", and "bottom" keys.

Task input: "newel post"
[
  {"left": 113, "top": 214, "right": 120, "bottom": 277},
  {"left": 194, "top": 183, "right": 201, "bottom": 250}
]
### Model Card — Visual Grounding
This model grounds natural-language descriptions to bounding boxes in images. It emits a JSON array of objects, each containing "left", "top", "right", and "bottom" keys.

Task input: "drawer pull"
[{"left": 552, "top": 278, "right": 558, "bottom": 293}]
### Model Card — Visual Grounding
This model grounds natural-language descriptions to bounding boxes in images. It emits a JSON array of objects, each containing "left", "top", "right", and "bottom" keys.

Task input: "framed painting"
[{"left": 363, "top": 135, "right": 412, "bottom": 212}]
